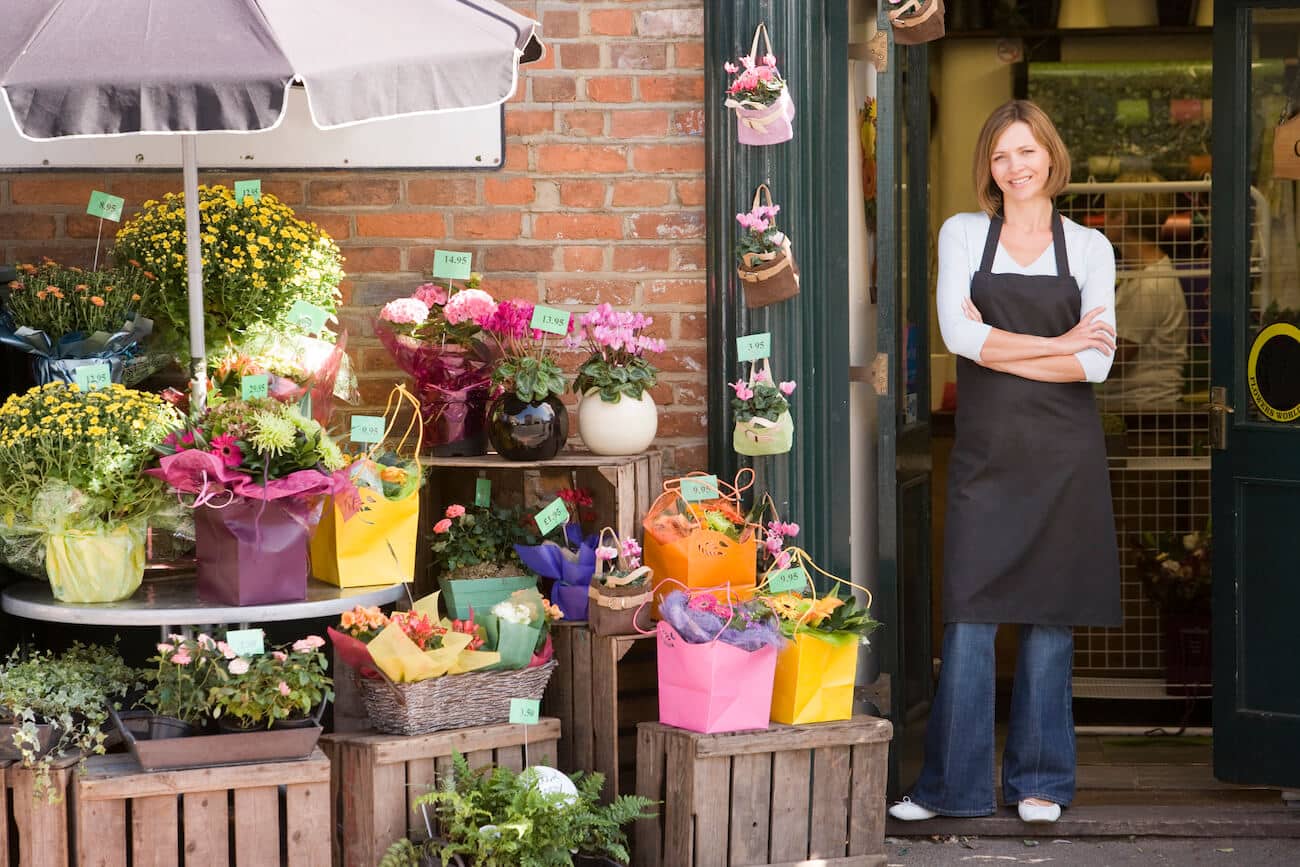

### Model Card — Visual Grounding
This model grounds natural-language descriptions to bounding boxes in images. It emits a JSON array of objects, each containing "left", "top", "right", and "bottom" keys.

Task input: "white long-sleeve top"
[{"left": 936, "top": 211, "right": 1117, "bottom": 384}]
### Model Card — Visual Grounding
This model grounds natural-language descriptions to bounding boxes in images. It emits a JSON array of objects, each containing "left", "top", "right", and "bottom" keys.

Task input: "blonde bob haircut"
[{"left": 972, "top": 100, "right": 1071, "bottom": 216}]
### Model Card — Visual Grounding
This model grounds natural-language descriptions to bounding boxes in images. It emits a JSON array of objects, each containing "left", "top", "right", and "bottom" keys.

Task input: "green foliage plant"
[{"left": 430, "top": 503, "right": 541, "bottom": 579}]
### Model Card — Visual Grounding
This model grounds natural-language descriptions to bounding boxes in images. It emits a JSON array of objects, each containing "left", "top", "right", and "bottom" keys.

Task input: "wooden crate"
[
  {"left": 634, "top": 717, "right": 894, "bottom": 867},
  {"left": 2, "top": 759, "right": 75, "bottom": 867},
  {"left": 321, "top": 719, "right": 560, "bottom": 867},
  {"left": 541, "top": 623, "right": 656, "bottom": 800},
  {"left": 71, "top": 750, "right": 330, "bottom": 867}
]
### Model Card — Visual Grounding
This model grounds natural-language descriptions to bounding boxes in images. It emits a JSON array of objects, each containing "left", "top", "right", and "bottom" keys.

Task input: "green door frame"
[{"left": 704, "top": 3, "right": 851, "bottom": 584}]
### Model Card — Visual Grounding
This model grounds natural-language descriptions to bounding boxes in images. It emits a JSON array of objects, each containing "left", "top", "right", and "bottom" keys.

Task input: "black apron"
[{"left": 943, "top": 213, "right": 1121, "bottom": 627}]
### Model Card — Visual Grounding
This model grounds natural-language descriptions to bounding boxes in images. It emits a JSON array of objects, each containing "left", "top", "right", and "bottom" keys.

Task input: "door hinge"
[{"left": 1209, "top": 385, "right": 1234, "bottom": 450}]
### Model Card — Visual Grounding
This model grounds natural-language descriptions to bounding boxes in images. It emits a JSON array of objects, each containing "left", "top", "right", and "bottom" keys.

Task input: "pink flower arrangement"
[
  {"left": 723, "top": 48, "right": 785, "bottom": 106},
  {"left": 735, "top": 200, "right": 786, "bottom": 262},
  {"left": 445, "top": 504, "right": 466, "bottom": 519},
  {"left": 569, "top": 303, "right": 664, "bottom": 403},
  {"left": 376, "top": 273, "right": 495, "bottom": 350},
  {"left": 730, "top": 379, "right": 754, "bottom": 401},
  {"left": 476, "top": 299, "right": 572, "bottom": 402},
  {"left": 380, "top": 297, "right": 430, "bottom": 326},
  {"left": 444, "top": 288, "right": 496, "bottom": 325},
  {"left": 433, "top": 517, "right": 453, "bottom": 534}
]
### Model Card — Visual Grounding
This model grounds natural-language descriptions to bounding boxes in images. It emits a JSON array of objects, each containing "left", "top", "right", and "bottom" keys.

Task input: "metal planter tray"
[{"left": 109, "top": 706, "right": 322, "bottom": 772}]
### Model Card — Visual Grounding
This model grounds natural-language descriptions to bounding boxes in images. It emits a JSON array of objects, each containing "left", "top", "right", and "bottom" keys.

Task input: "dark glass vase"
[{"left": 487, "top": 394, "right": 568, "bottom": 461}]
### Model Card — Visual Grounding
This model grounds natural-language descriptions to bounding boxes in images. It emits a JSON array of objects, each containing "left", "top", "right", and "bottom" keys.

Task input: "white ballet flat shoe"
[
  {"left": 888, "top": 797, "right": 938, "bottom": 821},
  {"left": 1018, "top": 800, "right": 1062, "bottom": 823}
]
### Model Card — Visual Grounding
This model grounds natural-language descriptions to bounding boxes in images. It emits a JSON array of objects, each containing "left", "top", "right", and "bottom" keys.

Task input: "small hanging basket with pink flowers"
[
  {"left": 736, "top": 184, "right": 800, "bottom": 309},
  {"left": 724, "top": 23, "right": 795, "bottom": 146},
  {"left": 731, "top": 359, "right": 796, "bottom": 457}
]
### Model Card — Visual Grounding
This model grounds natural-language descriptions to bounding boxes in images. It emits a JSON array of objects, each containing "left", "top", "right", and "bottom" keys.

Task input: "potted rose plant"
[
  {"left": 0, "top": 382, "right": 182, "bottom": 602},
  {"left": 377, "top": 274, "right": 499, "bottom": 456},
  {"left": 431, "top": 503, "right": 541, "bottom": 619},
  {"left": 148, "top": 397, "right": 345, "bottom": 605},
  {"left": 476, "top": 299, "right": 571, "bottom": 461},
  {"left": 138, "top": 634, "right": 229, "bottom": 738},
  {"left": 567, "top": 304, "right": 665, "bottom": 456},
  {"left": 208, "top": 635, "right": 333, "bottom": 731}
]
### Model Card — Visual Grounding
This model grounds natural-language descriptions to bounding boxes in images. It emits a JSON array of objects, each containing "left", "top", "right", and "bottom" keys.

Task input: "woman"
[{"left": 889, "top": 100, "right": 1121, "bottom": 824}]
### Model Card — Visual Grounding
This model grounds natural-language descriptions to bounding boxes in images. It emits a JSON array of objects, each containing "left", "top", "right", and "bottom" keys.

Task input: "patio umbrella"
[{"left": 0, "top": 0, "right": 543, "bottom": 404}]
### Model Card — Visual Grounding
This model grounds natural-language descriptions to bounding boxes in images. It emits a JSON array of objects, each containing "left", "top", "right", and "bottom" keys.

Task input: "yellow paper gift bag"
[
  {"left": 770, "top": 630, "right": 859, "bottom": 725},
  {"left": 312, "top": 385, "right": 423, "bottom": 587}
]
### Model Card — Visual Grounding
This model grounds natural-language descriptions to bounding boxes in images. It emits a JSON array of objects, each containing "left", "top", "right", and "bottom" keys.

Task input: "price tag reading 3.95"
[
  {"left": 736, "top": 332, "right": 772, "bottom": 362},
  {"left": 529, "top": 306, "right": 571, "bottom": 336},
  {"left": 432, "top": 250, "right": 473, "bottom": 280}
]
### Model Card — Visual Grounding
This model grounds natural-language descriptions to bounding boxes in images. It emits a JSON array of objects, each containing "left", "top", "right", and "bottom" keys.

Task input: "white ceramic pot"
[{"left": 577, "top": 389, "right": 658, "bottom": 456}]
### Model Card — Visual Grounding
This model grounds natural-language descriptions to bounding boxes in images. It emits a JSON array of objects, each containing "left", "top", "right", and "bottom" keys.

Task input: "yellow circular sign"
[{"left": 1247, "top": 322, "right": 1300, "bottom": 422}]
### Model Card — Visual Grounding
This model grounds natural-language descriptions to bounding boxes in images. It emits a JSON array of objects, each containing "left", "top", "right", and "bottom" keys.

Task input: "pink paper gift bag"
[{"left": 656, "top": 620, "right": 777, "bottom": 734}]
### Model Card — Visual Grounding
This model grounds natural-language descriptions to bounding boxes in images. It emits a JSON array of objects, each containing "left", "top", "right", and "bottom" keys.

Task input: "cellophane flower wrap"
[
  {"left": 0, "top": 382, "right": 181, "bottom": 601},
  {"left": 0, "top": 259, "right": 167, "bottom": 386},
  {"left": 208, "top": 330, "right": 357, "bottom": 428},
  {"left": 328, "top": 591, "right": 552, "bottom": 683},
  {"left": 376, "top": 275, "right": 498, "bottom": 453},
  {"left": 147, "top": 398, "right": 345, "bottom": 605}
]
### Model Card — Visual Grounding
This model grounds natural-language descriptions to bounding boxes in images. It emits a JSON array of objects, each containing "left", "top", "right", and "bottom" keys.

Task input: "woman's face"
[{"left": 990, "top": 121, "right": 1052, "bottom": 207}]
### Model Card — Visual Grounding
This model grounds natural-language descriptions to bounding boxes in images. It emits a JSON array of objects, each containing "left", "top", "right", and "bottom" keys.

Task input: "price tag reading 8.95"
[{"left": 529, "top": 306, "right": 571, "bottom": 336}]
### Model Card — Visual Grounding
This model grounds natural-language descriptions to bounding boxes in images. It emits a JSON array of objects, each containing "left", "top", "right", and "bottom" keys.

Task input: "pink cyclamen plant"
[
  {"left": 568, "top": 303, "right": 665, "bottom": 403},
  {"left": 723, "top": 49, "right": 785, "bottom": 106}
]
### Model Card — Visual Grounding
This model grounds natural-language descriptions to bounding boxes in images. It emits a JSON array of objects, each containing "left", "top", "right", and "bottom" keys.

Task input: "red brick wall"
[{"left": 0, "top": 0, "right": 707, "bottom": 472}]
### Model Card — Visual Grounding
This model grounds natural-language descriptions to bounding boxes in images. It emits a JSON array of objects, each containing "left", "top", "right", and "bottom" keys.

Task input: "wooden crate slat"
[
  {"left": 768, "top": 749, "right": 812, "bottom": 863},
  {"left": 0, "top": 761, "right": 9, "bottom": 867},
  {"left": 634, "top": 457, "right": 652, "bottom": 529},
  {"left": 181, "top": 790, "right": 229, "bottom": 867},
  {"left": 284, "top": 781, "right": 330, "bottom": 867},
  {"left": 130, "top": 794, "right": 178, "bottom": 867},
  {"left": 542, "top": 626, "right": 577, "bottom": 771},
  {"left": 591, "top": 631, "right": 620, "bottom": 800},
  {"left": 570, "top": 627, "right": 596, "bottom": 772},
  {"left": 848, "top": 742, "right": 889, "bottom": 857},
  {"left": 361, "top": 751, "right": 405, "bottom": 867},
  {"left": 77, "top": 752, "right": 329, "bottom": 800},
  {"left": 727, "top": 752, "right": 772, "bottom": 866},
  {"left": 690, "top": 755, "right": 730, "bottom": 867},
  {"left": 763, "top": 858, "right": 885, "bottom": 867},
  {"left": 404, "top": 758, "right": 436, "bottom": 841},
  {"left": 660, "top": 731, "right": 696, "bottom": 867},
  {"left": 73, "top": 783, "right": 128, "bottom": 867},
  {"left": 612, "top": 461, "right": 637, "bottom": 540},
  {"left": 233, "top": 787, "right": 281, "bottom": 866},
  {"left": 693, "top": 718, "right": 894, "bottom": 758},
  {"left": 356, "top": 719, "right": 561, "bottom": 765},
  {"left": 808, "top": 746, "right": 852, "bottom": 859},
  {"left": 632, "top": 725, "right": 665, "bottom": 867},
  {"left": 495, "top": 745, "right": 524, "bottom": 773},
  {"left": 10, "top": 765, "right": 72, "bottom": 867},
  {"left": 464, "top": 749, "right": 494, "bottom": 771}
]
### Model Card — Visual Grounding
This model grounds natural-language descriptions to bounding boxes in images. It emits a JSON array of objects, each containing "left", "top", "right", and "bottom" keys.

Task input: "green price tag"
[
  {"left": 475, "top": 478, "right": 492, "bottom": 508},
  {"left": 73, "top": 363, "right": 111, "bottom": 391},
  {"left": 297, "top": 393, "right": 312, "bottom": 418},
  {"left": 288, "top": 300, "right": 330, "bottom": 334},
  {"left": 736, "top": 332, "right": 771, "bottom": 362},
  {"left": 680, "top": 475, "right": 720, "bottom": 502},
  {"left": 767, "top": 566, "right": 810, "bottom": 595},
  {"left": 225, "top": 628, "right": 265, "bottom": 657},
  {"left": 432, "top": 249, "right": 473, "bottom": 280},
  {"left": 86, "top": 190, "right": 125, "bottom": 222},
  {"left": 529, "top": 305, "right": 571, "bottom": 336},
  {"left": 234, "top": 179, "right": 262, "bottom": 203},
  {"left": 534, "top": 497, "right": 570, "bottom": 536},
  {"left": 1115, "top": 98, "right": 1150, "bottom": 126},
  {"left": 350, "top": 415, "right": 386, "bottom": 444},
  {"left": 509, "top": 698, "right": 541, "bottom": 725},
  {"left": 240, "top": 374, "right": 269, "bottom": 400}
]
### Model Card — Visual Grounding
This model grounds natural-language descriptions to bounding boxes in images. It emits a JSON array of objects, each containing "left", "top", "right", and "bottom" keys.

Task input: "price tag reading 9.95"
[
  {"left": 350, "top": 415, "right": 386, "bottom": 444},
  {"left": 679, "top": 474, "right": 720, "bottom": 502},
  {"left": 529, "top": 306, "right": 571, "bottom": 336},
  {"left": 767, "top": 566, "right": 810, "bottom": 595},
  {"left": 86, "top": 190, "right": 125, "bottom": 222}
]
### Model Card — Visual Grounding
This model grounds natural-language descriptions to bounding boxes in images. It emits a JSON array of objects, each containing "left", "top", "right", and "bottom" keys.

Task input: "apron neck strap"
[
  {"left": 978, "top": 209, "right": 1070, "bottom": 277},
  {"left": 979, "top": 214, "right": 1002, "bottom": 273}
]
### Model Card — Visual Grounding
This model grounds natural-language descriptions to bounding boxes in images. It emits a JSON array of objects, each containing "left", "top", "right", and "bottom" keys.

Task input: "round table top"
[{"left": 1, "top": 577, "right": 407, "bottom": 627}]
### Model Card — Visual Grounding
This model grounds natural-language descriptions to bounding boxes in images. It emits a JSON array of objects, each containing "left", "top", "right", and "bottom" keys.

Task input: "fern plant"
[{"left": 382, "top": 751, "right": 656, "bottom": 867}]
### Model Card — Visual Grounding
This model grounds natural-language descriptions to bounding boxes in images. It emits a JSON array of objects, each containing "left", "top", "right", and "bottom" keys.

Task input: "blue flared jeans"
[{"left": 906, "top": 622, "right": 1076, "bottom": 816}]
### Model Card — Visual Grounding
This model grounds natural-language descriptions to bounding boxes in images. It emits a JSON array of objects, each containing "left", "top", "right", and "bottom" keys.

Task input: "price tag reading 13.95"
[{"left": 530, "top": 306, "right": 571, "bottom": 336}]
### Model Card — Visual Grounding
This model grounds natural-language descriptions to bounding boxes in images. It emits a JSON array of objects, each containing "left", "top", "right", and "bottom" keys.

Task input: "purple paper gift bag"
[{"left": 195, "top": 498, "right": 311, "bottom": 606}]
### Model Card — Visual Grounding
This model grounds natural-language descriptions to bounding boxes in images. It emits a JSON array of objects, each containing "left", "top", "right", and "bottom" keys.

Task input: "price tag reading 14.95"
[{"left": 432, "top": 249, "right": 473, "bottom": 280}]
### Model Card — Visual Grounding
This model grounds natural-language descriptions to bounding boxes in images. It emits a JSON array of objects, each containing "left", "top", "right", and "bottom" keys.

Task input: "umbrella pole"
[{"left": 182, "top": 135, "right": 208, "bottom": 412}]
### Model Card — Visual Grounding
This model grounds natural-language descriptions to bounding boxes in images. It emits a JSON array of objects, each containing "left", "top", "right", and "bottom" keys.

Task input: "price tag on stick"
[
  {"left": 534, "top": 498, "right": 570, "bottom": 536},
  {"left": 530, "top": 305, "right": 571, "bottom": 336},
  {"left": 350, "top": 415, "right": 386, "bottom": 444},
  {"left": 240, "top": 374, "right": 269, "bottom": 400},
  {"left": 225, "top": 629, "right": 265, "bottom": 657},
  {"left": 74, "top": 363, "right": 111, "bottom": 391},
  {"left": 288, "top": 300, "right": 330, "bottom": 334},
  {"left": 475, "top": 478, "right": 492, "bottom": 508},
  {"left": 680, "top": 475, "right": 720, "bottom": 502},
  {"left": 86, "top": 190, "right": 125, "bottom": 222},
  {"left": 233, "top": 179, "right": 262, "bottom": 203},
  {"left": 509, "top": 698, "right": 541, "bottom": 725},
  {"left": 736, "top": 332, "right": 772, "bottom": 362},
  {"left": 432, "top": 249, "right": 473, "bottom": 280},
  {"left": 767, "top": 566, "right": 810, "bottom": 595}
]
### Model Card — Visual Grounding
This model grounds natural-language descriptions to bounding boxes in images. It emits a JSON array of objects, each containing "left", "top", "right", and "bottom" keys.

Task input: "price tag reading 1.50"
[
  {"left": 767, "top": 566, "right": 810, "bottom": 595},
  {"left": 509, "top": 698, "right": 541, "bottom": 725},
  {"left": 736, "top": 332, "right": 772, "bottom": 363},
  {"left": 74, "top": 363, "right": 111, "bottom": 391},
  {"left": 530, "top": 306, "right": 571, "bottom": 336},
  {"left": 432, "top": 249, "right": 473, "bottom": 280}
]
